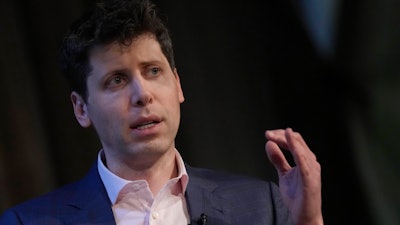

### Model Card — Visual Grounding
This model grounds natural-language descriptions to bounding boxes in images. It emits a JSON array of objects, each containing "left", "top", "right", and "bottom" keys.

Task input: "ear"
[
  {"left": 173, "top": 68, "right": 185, "bottom": 103},
  {"left": 71, "top": 91, "right": 92, "bottom": 128}
]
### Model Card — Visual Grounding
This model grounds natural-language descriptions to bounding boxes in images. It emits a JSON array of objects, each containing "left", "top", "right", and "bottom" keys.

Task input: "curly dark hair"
[{"left": 59, "top": 0, "right": 175, "bottom": 101}]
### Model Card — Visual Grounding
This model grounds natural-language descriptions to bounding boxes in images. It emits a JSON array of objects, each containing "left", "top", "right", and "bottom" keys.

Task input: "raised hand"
[{"left": 265, "top": 128, "right": 323, "bottom": 225}]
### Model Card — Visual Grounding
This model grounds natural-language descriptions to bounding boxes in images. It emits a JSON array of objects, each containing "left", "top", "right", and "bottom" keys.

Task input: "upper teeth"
[{"left": 137, "top": 122, "right": 155, "bottom": 129}]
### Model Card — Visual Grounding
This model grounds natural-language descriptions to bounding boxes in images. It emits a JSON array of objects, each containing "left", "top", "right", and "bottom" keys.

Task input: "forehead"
[
  {"left": 89, "top": 34, "right": 160, "bottom": 61},
  {"left": 87, "top": 34, "right": 168, "bottom": 72}
]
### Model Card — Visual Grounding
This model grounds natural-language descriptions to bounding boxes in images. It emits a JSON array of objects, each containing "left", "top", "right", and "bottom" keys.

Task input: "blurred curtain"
[
  {"left": 336, "top": 0, "right": 400, "bottom": 224},
  {"left": 0, "top": 0, "right": 54, "bottom": 209}
]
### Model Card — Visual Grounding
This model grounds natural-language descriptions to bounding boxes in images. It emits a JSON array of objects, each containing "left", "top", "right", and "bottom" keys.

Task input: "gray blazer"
[{"left": 0, "top": 162, "right": 293, "bottom": 225}]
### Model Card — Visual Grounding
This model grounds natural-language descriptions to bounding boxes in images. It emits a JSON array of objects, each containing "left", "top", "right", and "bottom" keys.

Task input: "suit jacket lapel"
[
  {"left": 64, "top": 162, "right": 116, "bottom": 225},
  {"left": 186, "top": 166, "right": 232, "bottom": 225},
  {"left": 57, "top": 163, "right": 235, "bottom": 224}
]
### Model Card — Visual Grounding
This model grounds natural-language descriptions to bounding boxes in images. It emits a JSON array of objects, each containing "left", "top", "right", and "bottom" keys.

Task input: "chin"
[{"left": 130, "top": 142, "right": 171, "bottom": 157}]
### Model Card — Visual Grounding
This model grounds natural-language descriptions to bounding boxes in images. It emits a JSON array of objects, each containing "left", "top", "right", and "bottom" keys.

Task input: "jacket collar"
[
  {"left": 185, "top": 165, "right": 232, "bottom": 225},
  {"left": 64, "top": 162, "right": 116, "bottom": 225},
  {"left": 65, "top": 162, "right": 233, "bottom": 225}
]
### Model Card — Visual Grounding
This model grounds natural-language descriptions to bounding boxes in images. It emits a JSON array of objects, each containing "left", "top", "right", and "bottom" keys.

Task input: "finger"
[
  {"left": 266, "top": 128, "right": 318, "bottom": 169},
  {"left": 285, "top": 128, "right": 317, "bottom": 164},
  {"left": 285, "top": 128, "right": 321, "bottom": 181},
  {"left": 265, "top": 129, "right": 290, "bottom": 150},
  {"left": 265, "top": 140, "right": 292, "bottom": 176}
]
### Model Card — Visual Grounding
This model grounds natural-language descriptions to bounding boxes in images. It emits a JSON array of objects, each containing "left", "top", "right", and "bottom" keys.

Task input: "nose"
[{"left": 131, "top": 77, "right": 152, "bottom": 107}]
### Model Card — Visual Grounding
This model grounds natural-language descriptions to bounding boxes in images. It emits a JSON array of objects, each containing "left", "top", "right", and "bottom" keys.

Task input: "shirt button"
[{"left": 152, "top": 212, "right": 159, "bottom": 219}]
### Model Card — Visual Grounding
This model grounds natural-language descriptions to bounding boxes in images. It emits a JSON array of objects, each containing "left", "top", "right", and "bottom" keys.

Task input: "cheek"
[
  {"left": 161, "top": 90, "right": 182, "bottom": 110},
  {"left": 166, "top": 93, "right": 182, "bottom": 121},
  {"left": 87, "top": 99, "right": 118, "bottom": 127},
  {"left": 87, "top": 106, "right": 107, "bottom": 130}
]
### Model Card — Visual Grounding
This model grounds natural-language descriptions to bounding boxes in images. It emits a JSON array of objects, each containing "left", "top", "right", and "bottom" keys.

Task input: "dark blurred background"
[{"left": 0, "top": 0, "right": 399, "bottom": 224}]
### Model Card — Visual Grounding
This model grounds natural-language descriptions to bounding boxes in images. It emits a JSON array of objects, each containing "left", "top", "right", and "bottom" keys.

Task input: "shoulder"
[
  {"left": 6, "top": 164, "right": 99, "bottom": 211},
  {"left": 7, "top": 178, "right": 87, "bottom": 209},
  {"left": 0, "top": 181, "right": 81, "bottom": 224},
  {"left": 186, "top": 164, "right": 274, "bottom": 185},
  {"left": 185, "top": 165, "right": 293, "bottom": 224},
  {"left": 0, "top": 163, "right": 105, "bottom": 224},
  {"left": 186, "top": 164, "right": 280, "bottom": 197}
]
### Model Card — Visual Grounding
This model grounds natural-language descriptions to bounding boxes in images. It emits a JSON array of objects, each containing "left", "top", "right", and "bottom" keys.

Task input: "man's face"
[{"left": 71, "top": 34, "right": 184, "bottom": 168}]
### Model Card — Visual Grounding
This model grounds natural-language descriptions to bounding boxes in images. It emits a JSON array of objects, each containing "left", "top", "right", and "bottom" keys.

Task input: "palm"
[
  {"left": 279, "top": 165, "right": 305, "bottom": 222},
  {"left": 265, "top": 128, "right": 323, "bottom": 225}
]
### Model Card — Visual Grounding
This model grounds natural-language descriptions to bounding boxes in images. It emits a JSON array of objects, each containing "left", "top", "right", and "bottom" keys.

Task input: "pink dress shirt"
[{"left": 97, "top": 149, "right": 190, "bottom": 225}]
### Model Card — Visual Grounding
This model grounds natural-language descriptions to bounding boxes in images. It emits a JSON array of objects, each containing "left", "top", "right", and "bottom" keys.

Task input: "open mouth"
[{"left": 135, "top": 121, "right": 159, "bottom": 130}]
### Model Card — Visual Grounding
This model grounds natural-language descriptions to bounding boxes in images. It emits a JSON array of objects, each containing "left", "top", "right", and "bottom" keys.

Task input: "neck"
[{"left": 105, "top": 148, "right": 178, "bottom": 196}]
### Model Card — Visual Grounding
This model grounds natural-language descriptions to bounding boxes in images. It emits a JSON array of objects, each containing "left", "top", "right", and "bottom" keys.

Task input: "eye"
[
  {"left": 148, "top": 67, "right": 160, "bottom": 76},
  {"left": 112, "top": 76, "right": 123, "bottom": 83},
  {"left": 105, "top": 74, "right": 128, "bottom": 87}
]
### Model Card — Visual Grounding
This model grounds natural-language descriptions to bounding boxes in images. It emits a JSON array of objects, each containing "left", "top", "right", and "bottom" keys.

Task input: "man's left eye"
[
  {"left": 113, "top": 76, "right": 123, "bottom": 83},
  {"left": 150, "top": 67, "right": 159, "bottom": 75}
]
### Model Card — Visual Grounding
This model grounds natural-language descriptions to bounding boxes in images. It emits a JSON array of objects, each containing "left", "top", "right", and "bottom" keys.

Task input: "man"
[{"left": 0, "top": 0, "right": 323, "bottom": 224}]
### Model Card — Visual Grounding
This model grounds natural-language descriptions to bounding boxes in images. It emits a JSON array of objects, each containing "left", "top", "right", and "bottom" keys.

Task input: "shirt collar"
[{"left": 97, "top": 149, "right": 189, "bottom": 204}]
